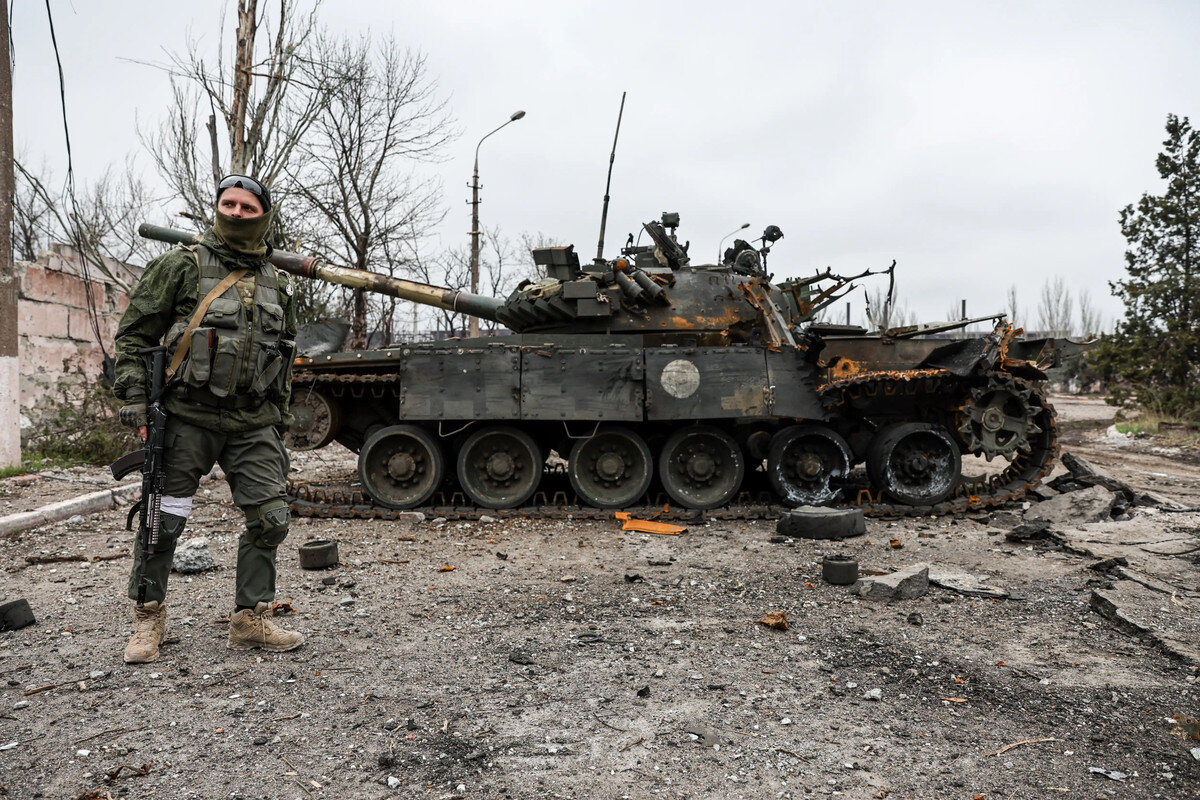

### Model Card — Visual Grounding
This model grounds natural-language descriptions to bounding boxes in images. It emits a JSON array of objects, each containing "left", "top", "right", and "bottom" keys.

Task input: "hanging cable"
[{"left": 44, "top": 0, "right": 111, "bottom": 365}]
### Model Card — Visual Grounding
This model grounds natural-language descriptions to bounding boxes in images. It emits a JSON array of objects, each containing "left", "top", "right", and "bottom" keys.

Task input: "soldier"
[{"left": 114, "top": 175, "right": 304, "bottom": 664}]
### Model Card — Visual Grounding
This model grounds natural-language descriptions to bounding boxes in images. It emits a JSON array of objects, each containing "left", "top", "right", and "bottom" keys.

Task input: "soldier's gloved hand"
[{"left": 119, "top": 400, "right": 148, "bottom": 429}]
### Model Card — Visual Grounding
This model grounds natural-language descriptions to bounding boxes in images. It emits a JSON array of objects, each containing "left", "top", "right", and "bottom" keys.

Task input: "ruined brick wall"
[{"left": 17, "top": 244, "right": 141, "bottom": 433}]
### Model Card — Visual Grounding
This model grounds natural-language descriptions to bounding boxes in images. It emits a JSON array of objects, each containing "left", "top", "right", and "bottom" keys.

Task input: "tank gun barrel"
[{"left": 137, "top": 223, "right": 507, "bottom": 324}]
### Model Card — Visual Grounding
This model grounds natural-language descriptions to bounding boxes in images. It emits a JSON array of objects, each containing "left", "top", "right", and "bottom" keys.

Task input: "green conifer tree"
[{"left": 1095, "top": 114, "right": 1200, "bottom": 419}]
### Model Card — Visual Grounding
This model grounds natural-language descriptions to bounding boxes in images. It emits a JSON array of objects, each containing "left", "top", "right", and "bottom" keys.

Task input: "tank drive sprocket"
[{"left": 957, "top": 374, "right": 1044, "bottom": 461}]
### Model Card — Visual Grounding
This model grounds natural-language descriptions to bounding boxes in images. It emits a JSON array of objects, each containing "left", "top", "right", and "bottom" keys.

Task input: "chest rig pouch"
[{"left": 166, "top": 245, "right": 290, "bottom": 404}]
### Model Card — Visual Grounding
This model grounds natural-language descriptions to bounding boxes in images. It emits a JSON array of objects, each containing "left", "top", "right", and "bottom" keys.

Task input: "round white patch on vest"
[{"left": 660, "top": 359, "right": 700, "bottom": 399}]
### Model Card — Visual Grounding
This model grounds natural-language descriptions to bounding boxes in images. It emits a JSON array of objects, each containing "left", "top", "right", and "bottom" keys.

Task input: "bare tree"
[
  {"left": 140, "top": 0, "right": 328, "bottom": 227},
  {"left": 1077, "top": 289, "right": 1101, "bottom": 339},
  {"left": 12, "top": 155, "right": 54, "bottom": 262},
  {"left": 13, "top": 158, "right": 156, "bottom": 292},
  {"left": 289, "top": 34, "right": 454, "bottom": 349},
  {"left": 1006, "top": 284, "right": 1020, "bottom": 327},
  {"left": 1037, "top": 276, "right": 1074, "bottom": 337}
]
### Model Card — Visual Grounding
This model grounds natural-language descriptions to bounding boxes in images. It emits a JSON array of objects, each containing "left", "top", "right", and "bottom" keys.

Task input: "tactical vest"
[{"left": 165, "top": 245, "right": 290, "bottom": 405}]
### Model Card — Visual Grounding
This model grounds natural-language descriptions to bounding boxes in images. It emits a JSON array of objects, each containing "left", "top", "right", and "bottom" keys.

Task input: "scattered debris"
[
  {"left": 172, "top": 537, "right": 214, "bottom": 574},
  {"left": 776, "top": 506, "right": 866, "bottom": 540},
  {"left": 0, "top": 599, "right": 36, "bottom": 632},
  {"left": 822, "top": 554, "right": 859, "bottom": 586},
  {"left": 757, "top": 611, "right": 789, "bottom": 630},
  {"left": 929, "top": 570, "right": 1009, "bottom": 599},
  {"left": 994, "top": 737, "right": 1058, "bottom": 756},
  {"left": 1087, "top": 766, "right": 1127, "bottom": 781},
  {"left": 855, "top": 564, "right": 930, "bottom": 601},
  {"left": 614, "top": 512, "right": 686, "bottom": 535},
  {"left": 298, "top": 539, "right": 339, "bottom": 570},
  {"left": 1005, "top": 519, "right": 1054, "bottom": 543},
  {"left": 437, "top": 565, "right": 455, "bottom": 572},
  {"left": 862, "top": 688, "right": 882, "bottom": 701}
]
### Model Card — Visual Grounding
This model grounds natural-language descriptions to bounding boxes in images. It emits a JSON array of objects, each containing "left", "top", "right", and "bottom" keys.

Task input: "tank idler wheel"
[
  {"left": 457, "top": 426, "right": 543, "bottom": 510},
  {"left": 568, "top": 427, "right": 653, "bottom": 509},
  {"left": 358, "top": 425, "right": 445, "bottom": 509},
  {"left": 285, "top": 389, "right": 341, "bottom": 451},
  {"left": 767, "top": 424, "right": 853, "bottom": 506},
  {"left": 658, "top": 425, "right": 745, "bottom": 510},
  {"left": 867, "top": 422, "right": 961, "bottom": 506}
]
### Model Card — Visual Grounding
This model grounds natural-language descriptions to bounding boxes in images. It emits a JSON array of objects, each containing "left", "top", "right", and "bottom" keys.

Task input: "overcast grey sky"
[{"left": 11, "top": 0, "right": 1200, "bottom": 328}]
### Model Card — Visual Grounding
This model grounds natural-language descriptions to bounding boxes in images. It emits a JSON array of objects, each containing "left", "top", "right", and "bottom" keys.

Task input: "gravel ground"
[{"left": 1, "top": 396, "right": 1198, "bottom": 800}]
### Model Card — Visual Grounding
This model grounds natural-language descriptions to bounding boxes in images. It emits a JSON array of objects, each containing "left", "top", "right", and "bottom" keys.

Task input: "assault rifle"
[{"left": 109, "top": 346, "right": 169, "bottom": 607}]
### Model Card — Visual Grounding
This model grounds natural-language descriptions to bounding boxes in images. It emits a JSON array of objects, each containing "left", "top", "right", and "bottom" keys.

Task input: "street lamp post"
[{"left": 468, "top": 109, "right": 525, "bottom": 338}]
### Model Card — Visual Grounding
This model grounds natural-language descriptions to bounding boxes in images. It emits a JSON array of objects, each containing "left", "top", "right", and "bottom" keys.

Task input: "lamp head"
[{"left": 510, "top": 110, "right": 526, "bottom": 121}]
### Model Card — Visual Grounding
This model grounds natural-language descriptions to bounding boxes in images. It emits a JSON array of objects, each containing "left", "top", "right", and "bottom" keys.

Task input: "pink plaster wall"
[{"left": 17, "top": 244, "right": 140, "bottom": 427}]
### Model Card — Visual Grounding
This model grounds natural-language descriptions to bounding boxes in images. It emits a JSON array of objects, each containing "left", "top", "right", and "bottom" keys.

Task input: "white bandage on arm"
[{"left": 159, "top": 495, "right": 194, "bottom": 518}]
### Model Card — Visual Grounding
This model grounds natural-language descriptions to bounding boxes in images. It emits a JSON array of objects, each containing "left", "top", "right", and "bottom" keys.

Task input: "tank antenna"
[{"left": 595, "top": 91, "right": 627, "bottom": 264}]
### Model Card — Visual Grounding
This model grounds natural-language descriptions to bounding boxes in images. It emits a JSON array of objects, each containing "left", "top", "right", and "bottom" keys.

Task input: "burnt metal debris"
[{"left": 137, "top": 215, "right": 1062, "bottom": 518}]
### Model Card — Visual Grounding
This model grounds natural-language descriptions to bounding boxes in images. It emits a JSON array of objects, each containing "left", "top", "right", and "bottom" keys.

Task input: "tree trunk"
[{"left": 230, "top": 0, "right": 258, "bottom": 173}]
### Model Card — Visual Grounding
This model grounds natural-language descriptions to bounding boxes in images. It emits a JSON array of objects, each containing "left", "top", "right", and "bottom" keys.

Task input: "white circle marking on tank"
[{"left": 660, "top": 359, "right": 701, "bottom": 399}]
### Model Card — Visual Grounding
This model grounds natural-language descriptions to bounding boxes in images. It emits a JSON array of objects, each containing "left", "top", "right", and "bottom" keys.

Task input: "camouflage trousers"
[{"left": 127, "top": 416, "right": 291, "bottom": 608}]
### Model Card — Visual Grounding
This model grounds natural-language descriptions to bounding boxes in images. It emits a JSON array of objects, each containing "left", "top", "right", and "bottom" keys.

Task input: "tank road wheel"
[
  {"left": 658, "top": 425, "right": 745, "bottom": 510},
  {"left": 285, "top": 389, "right": 342, "bottom": 451},
  {"left": 957, "top": 376, "right": 1044, "bottom": 461},
  {"left": 457, "top": 426, "right": 543, "bottom": 509},
  {"left": 867, "top": 422, "right": 961, "bottom": 506},
  {"left": 568, "top": 427, "right": 654, "bottom": 509},
  {"left": 767, "top": 425, "right": 853, "bottom": 507},
  {"left": 358, "top": 425, "right": 445, "bottom": 509}
]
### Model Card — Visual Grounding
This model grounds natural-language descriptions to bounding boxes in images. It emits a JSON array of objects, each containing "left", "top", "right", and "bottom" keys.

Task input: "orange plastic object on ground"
[{"left": 614, "top": 512, "right": 687, "bottom": 535}]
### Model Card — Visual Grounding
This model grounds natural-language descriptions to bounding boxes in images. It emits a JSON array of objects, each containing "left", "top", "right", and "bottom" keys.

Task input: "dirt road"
[{"left": 1, "top": 395, "right": 1197, "bottom": 799}]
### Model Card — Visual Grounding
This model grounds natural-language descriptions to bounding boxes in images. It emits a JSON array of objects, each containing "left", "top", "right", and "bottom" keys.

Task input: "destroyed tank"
[{"left": 138, "top": 218, "right": 1060, "bottom": 515}]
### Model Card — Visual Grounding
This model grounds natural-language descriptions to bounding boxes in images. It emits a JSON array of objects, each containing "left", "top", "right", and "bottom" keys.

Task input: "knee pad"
[
  {"left": 247, "top": 499, "right": 290, "bottom": 548},
  {"left": 159, "top": 512, "right": 187, "bottom": 546}
]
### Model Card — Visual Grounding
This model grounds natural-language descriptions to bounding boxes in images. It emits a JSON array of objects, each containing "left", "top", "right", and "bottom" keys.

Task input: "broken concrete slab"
[
  {"left": 929, "top": 571, "right": 1009, "bottom": 599},
  {"left": 1090, "top": 582, "right": 1200, "bottom": 667},
  {"left": 1061, "top": 452, "right": 1136, "bottom": 501},
  {"left": 855, "top": 563, "right": 929, "bottom": 600},
  {"left": 1005, "top": 519, "right": 1053, "bottom": 543},
  {"left": 1025, "top": 485, "right": 1116, "bottom": 525}
]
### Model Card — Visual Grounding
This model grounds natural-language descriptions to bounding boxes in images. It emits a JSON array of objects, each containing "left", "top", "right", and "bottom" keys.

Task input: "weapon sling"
[{"left": 166, "top": 264, "right": 249, "bottom": 380}]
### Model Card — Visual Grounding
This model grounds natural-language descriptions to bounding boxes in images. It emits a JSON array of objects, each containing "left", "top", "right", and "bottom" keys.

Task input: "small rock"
[
  {"left": 508, "top": 650, "right": 535, "bottom": 665},
  {"left": 88, "top": 670, "right": 107, "bottom": 680},
  {"left": 1087, "top": 766, "right": 1127, "bottom": 781},
  {"left": 1005, "top": 519, "right": 1053, "bottom": 542},
  {"left": 1190, "top": 747, "right": 1200, "bottom": 761},
  {"left": 636, "top": 685, "right": 651, "bottom": 698},
  {"left": 66, "top": 515, "right": 85, "bottom": 526},
  {"left": 13, "top": 701, "right": 29, "bottom": 710},
  {"left": 172, "top": 537, "right": 214, "bottom": 574},
  {"left": 321, "top": 577, "right": 337, "bottom": 585},
  {"left": 383, "top": 719, "right": 400, "bottom": 731},
  {"left": 495, "top": 552, "right": 508, "bottom": 560},
  {"left": 339, "top": 596, "right": 356, "bottom": 606},
  {"left": 855, "top": 564, "right": 930, "bottom": 600},
  {"left": 863, "top": 688, "right": 882, "bottom": 701},
  {"left": 252, "top": 736, "right": 268, "bottom": 745},
  {"left": 387, "top": 775, "right": 402, "bottom": 789},
  {"left": 478, "top": 515, "right": 497, "bottom": 524},
  {"left": 0, "top": 742, "right": 17, "bottom": 752},
  {"left": 431, "top": 517, "right": 447, "bottom": 526},
  {"left": 757, "top": 611, "right": 789, "bottom": 630},
  {"left": 76, "top": 749, "right": 90, "bottom": 757},
  {"left": 457, "top": 784, "right": 466, "bottom": 793},
  {"left": 624, "top": 573, "right": 643, "bottom": 583}
]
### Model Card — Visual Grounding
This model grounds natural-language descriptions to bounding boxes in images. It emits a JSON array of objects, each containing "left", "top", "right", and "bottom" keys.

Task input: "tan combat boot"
[
  {"left": 228, "top": 602, "right": 305, "bottom": 652},
  {"left": 123, "top": 601, "right": 168, "bottom": 664}
]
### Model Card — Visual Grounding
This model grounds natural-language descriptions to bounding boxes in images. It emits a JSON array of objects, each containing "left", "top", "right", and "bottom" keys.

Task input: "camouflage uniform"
[{"left": 114, "top": 229, "right": 297, "bottom": 608}]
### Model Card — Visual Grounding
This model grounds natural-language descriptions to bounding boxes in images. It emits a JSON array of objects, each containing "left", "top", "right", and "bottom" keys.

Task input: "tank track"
[{"left": 286, "top": 372, "right": 1057, "bottom": 522}]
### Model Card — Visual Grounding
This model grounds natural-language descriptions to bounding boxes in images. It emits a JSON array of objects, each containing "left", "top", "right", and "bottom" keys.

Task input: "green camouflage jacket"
[{"left": 113, "top": 231, "right": 297, "bottom": 433}]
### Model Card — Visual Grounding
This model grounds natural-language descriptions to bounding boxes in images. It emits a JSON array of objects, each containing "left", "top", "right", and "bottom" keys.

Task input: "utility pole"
[
  {"left": 0, "top": 4, "right": 19, "bottom": 468},
  {"left": 467, "top": 109, "right": 525, "bottom": 338}
]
